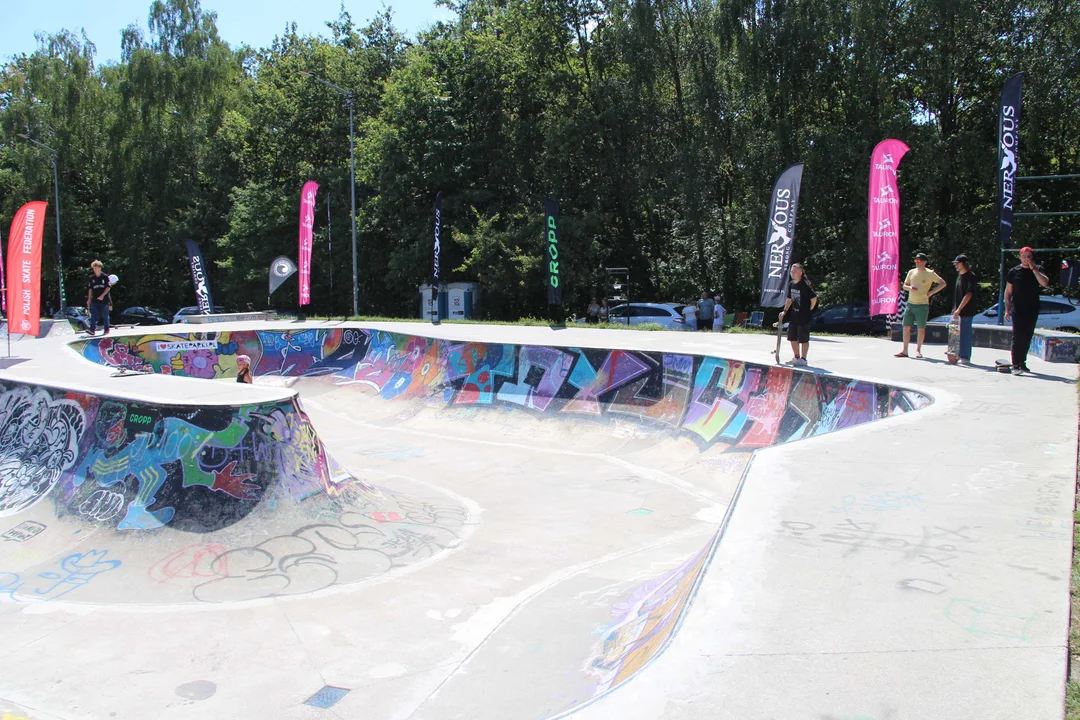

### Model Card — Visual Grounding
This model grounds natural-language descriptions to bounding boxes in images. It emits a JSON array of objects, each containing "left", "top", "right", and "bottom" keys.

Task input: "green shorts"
[{"left": 902, "top": 303, "right": 930, "bottom": 328}]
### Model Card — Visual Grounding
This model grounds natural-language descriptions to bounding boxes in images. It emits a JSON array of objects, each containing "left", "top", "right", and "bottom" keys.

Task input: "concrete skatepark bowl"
[{"left": 0, "top": 321, "right": 1073, "bottom": 720}]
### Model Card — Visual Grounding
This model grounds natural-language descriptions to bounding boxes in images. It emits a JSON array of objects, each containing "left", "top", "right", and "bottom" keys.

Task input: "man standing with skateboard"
[
  {"left": 778, "top": 263, "right": 816, "bottom": 365},
  {"left": 895, "top": 253, "right": 946, "bottom": 358},
  {"left": 1004, "top": 246, "right": 1049, "bottom": 374},
  {"left": 86, "top": 260, "right": 112, "bottom": 336},
  {"left": 949, "top": 254, "right": 977, "bottom": 365}
]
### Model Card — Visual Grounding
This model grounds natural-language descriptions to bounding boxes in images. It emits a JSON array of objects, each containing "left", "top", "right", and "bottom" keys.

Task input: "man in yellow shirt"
[{"left": 895, "top": 252, "right": 946, "bottom": 358}]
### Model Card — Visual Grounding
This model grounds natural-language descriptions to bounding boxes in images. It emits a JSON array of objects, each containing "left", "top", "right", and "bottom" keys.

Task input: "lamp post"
[
  {"left": 17, "top": 134, "right": 67, "bottom": 311},
  {"left": 299, "top": 71, "right": 358, "bottom": 317}
]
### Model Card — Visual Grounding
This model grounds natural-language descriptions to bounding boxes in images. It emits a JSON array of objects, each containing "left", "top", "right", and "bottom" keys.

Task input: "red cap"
[{"left": 1020, "top": 246, "right": 1034, "bottom": 254}]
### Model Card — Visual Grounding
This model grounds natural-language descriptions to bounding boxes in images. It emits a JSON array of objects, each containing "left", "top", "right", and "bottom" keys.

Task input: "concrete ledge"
[
  {"left": 181, "top": 311, "right": 280, "bottom": 324},
  {"left": 890, "top": 322, "right": 1080, "bottom": 362}
]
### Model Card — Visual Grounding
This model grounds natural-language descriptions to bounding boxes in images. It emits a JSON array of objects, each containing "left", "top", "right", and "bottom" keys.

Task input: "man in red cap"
[{"left": 1004, "top": 246, "right": 1049, "bottom": 374}]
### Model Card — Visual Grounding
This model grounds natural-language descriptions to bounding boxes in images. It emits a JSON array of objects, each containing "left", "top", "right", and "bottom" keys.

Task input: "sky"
[{"left": 1, "top": 0, "right": 454, "bottom": 64}]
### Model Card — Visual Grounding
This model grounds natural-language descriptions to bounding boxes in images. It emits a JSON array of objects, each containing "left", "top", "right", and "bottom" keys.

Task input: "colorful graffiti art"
[
  {"left": 0, "top": 379, "right": 363, "bottom": 532},
  {"left": 587, "top": 542, "right": 712, "bottom": 696},
  {"left": 74, "top": 329, "right": 932, "bottom": 453},
  {"left": 0, "top": 376, "right": 470, "bottom": 604}
]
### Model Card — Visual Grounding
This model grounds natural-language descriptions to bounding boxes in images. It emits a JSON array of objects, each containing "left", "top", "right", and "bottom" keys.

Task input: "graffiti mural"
[
  {"left": 0, "top": 386, "right": 85, "bottom": 516},
  {"left": 0, "top": 379, "right": 371, "bottom": 534},
  {"left": 587, "top": 542, "right": 711, "bottom": 696},
  {"left": 73, "top": 329, "right": 932, "bottom": 453}
]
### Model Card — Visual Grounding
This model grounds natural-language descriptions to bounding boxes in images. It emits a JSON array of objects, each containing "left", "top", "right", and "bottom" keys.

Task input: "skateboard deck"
[
  {"left": 995, "top": 359, "right": 1014, "bottom": 373},
  {"left": 772, "top": 321, "right": 784, "bottom": 363},
  {"left": 945, "top": 321, "right": 960, "bottom": 364},
  {"left": 110, "top": 368, "right": 151, "bottom": 378}
]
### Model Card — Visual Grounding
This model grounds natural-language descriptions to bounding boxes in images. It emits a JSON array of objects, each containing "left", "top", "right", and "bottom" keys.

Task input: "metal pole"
[
  {"left": 348, "top": 99, "right": 358, "bottom": 318},
  {"left": 997, "top": 245, "right": 1006, "bottom": 326},
  {"left": 51, "top": 152, "right": 66, "bottom": 311},
  {"left": 297, "top": 72, "right": 358, "bottom": 316},
  {"left": 327, "top": 193, "right": 333, "bottom": 295}
]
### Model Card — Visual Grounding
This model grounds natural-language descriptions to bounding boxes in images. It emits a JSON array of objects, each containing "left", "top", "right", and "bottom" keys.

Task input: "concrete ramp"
[
  {"left": 0, "top": 324, "right": 934, "bottom": 720},
  {"left": 0, "top": 379, "right": 469, "bottom": 606}
]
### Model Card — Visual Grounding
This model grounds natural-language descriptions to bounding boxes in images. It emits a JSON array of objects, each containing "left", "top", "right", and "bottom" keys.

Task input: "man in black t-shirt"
[
  {"left": 1004, "top": 246, "right": 1049, "bottom": 373},
  {"left": 779, "top": 263, "right": 817, "bottom": 366},
  {"left": 86, "top": 260, "right": 112, "bottom": 335},
  {"left": 950, "top": 254, "right": 977, "bottom": 364}
]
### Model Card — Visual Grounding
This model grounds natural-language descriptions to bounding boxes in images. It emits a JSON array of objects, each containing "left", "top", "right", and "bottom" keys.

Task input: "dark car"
[
  {"left": 808, "top": 303, "right": 888, "bottom": 335},
  {"left": 116, "top": 306, "right": 172, "bottom": 326},
  {"left": 53, "top": 306, "right": 90, "bottom": 332}
]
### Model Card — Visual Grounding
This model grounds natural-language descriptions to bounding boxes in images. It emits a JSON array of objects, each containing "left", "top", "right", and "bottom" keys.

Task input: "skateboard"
[
  {"left": 771, "top": 320, "right": 784, "bottom": 363},
  {"left": 995, "top": 359, "right": 1014, "bottom": 374},
  {"left": 945, "top": 321, "right": 960, "bottom": 364},
  {"left": 110, "top": 367, "right": 151, "bottom": 378}
]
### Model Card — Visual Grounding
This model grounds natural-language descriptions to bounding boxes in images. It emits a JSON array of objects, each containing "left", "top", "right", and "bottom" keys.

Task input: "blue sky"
[{"left": 1, "top": 0, "right": 454, "bottom": 64}]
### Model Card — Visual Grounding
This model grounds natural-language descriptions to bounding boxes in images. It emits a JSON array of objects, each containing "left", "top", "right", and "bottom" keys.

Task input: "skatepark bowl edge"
[{"left": 0, "top": 320, "right": 1075, "bottom": 720}]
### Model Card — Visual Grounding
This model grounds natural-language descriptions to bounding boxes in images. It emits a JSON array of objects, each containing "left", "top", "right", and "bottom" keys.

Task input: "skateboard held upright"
[
  {"left": 772, "top": 319, "right": 784, "bottom": 364},
  {"left": 945, "top": 320, "right": 960, "bottom": 364}
]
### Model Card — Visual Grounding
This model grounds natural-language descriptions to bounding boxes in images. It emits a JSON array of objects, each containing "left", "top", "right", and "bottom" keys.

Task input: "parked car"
[
  {"left": 115, "top": 306, "right": 172, "bottom": 326},
  {"left": 805, "top": 303, "right": 889, "bottom": 335},
  {"left": 606, "top": 303, "right": 689, "bottom": 330},
  {"left": 53, "top": 306, "right": 89, "bottom": 332},
  {"left": 931, "top": 294, "right": 1080, "bottom": 332},
  {"left": 173, "top": 305, "right": 228, "bottom": 323}
]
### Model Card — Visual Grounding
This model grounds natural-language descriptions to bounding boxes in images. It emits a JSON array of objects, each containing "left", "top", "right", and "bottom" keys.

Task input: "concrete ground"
[{"left": 0, "top": 320, "right": 1075, "bottom": 720}]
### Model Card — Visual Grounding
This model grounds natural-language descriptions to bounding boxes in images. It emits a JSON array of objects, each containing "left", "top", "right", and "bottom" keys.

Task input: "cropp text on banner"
[{"left": 544, "top": 199, "right": 561, "bottom": 305}]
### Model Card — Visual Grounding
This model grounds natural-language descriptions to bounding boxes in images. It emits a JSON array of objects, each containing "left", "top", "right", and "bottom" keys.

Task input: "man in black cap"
[
  {"left": 895, "top": 252, "right": 946, "bottom": 358},
  {"left": 951, "top": 254, "right": 977, "bottom": 364}
]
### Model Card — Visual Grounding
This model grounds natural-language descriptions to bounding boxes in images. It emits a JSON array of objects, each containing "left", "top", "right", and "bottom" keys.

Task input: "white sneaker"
[{"left": 799, "top": 358, "right": 809, "bottom": 366}]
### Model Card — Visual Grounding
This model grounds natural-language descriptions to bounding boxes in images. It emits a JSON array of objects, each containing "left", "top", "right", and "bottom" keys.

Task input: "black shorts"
[{"left": 786, "top": 322, "right": 810, "bottom": 343}]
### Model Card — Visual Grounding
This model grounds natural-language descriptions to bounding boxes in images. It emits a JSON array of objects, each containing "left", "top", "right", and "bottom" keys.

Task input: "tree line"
[{"left": 1, "top": 0, "right": 1077, "bottom": 319}]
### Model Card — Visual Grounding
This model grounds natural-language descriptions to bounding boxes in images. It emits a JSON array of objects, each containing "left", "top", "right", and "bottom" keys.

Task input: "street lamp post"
[
  {"left": 17, "top": 134, "right": 67, "bottom": 311},
  {"left": 299, "top": 71, "right": 359, "bottom": 317}
]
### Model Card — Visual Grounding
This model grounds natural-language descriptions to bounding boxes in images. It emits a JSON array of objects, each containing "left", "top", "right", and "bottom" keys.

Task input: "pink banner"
[
  {"left": 298, "top": 180, "right": 318, "bottom": 306},
  {"left": 868, "top": 139, "right": 909, "bottom": 316}
]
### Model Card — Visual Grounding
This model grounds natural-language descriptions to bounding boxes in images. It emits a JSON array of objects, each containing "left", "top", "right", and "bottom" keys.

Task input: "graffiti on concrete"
[
  {"left": 1, "top": 520, "right": 46, "bottom": 543},
  {"left": 0, "top": 549, "right": 121, "bottom": 602},
  {"left": 73, "top": 329, "right": 931, "bottom": 452},
  {"left": 588, "top": 543, "right": 710, "bottom": 696},
  {"left": 0, "top": 380, "right": 374, "bottom": 534},
  {"left": 192, "top": 500, "right": 467, "bottom": 602},
  {"left": 0, "top": 386, "right": 85, "bottom": 516}
]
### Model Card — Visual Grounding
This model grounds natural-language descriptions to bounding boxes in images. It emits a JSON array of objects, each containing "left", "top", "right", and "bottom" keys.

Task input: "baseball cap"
[
  {"left": 914, "top": 252, "right": 928, "bottom": 261},
  {"left": 953, "top": 254, "right": 969, "bottom": 264},
  {"left": 1020, "top": 246, "right": 1034, "bottom": 254}
]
